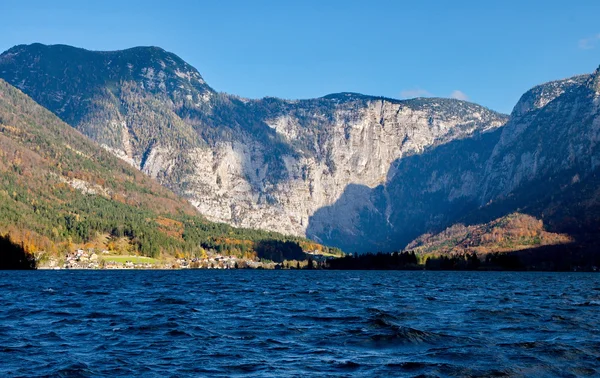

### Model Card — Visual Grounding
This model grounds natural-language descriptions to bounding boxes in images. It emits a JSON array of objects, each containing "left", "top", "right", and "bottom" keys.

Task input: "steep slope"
[
  {"left": 468, "top": 69, "right": 600, "bottom": 239},
  {"left": 0, "top": 79, "right": 332, "bottom": 259},
  {"left": 308, "top": 127, "right": 503, "bottom": 252},
  {"left": 481, "top": 74, "right": 597, "bottom": 201},
  {"left": 313, "top": 66, "right": 600, "bottom": 252},
  {"left": 0, "top": 43, "right": 508, "bottom": 242}
]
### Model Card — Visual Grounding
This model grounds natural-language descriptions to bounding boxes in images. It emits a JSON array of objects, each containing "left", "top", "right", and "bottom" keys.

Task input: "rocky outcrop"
[
  {"left": 510, "top": 75, "right": 590, "bottom": 118},
  {"left": 0, "top": 44, "right": 507, "bottom": 243},
  {"left": 2, "top": 43, "right": 596, "bottom": 253},
  {"left": 308, "top": 128, "right": 503, "bottom": 252},
  {"left": 180, "top": 95, "right": 506, "bottom": 237},
  {"left": 310, "top": 66, "right": 600, "bottom": 252},
  {"left": 481, "top": 68, "right": 600, "bottom": 202}
]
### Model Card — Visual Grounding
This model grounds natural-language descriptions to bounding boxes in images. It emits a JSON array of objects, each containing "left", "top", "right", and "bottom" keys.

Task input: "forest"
[
  {"left": 0, "top": 79, "right": 342, "bottom": 264},
  {"left": 324, "top": 248, "right": 600, "bottom": 271}
]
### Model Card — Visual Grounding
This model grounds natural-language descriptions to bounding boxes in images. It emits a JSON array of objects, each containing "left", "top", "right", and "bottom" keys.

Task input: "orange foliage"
[
  {"left": 155, "top": 217, "right": 184, "bottom": 240},
  {"left": 1, "top": 227, "right": 54, "bottom": 254},
  {"left": 300, "top": 241, "right": 323, "bottom": 252}
]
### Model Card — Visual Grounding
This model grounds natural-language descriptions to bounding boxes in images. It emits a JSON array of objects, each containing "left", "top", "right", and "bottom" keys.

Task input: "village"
[{"left": 40, "top": 248, "right": 328, "bottom": 270}]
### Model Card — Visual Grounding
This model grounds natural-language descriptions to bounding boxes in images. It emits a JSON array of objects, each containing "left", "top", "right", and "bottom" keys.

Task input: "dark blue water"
[{"left": 1, "top": 271, "right": 599, "bottom": 377}]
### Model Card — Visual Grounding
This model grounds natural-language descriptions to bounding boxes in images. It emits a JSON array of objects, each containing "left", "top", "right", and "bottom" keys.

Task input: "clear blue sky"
[{"left": 2, "top": 0, "right": 600, "bottom": 114}]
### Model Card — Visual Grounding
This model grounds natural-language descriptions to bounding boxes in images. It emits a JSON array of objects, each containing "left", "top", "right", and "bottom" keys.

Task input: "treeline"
[
  {"left": 0, "top": 234, "right": 36, "bottom": 269},
  {"left": 325, "top": 247, "right": 600, "bottom": 271},
  {"left": 424, "top": 253, "right": 520, "bottom": 270},
  {"left": 324, "top": 251, "right": 528, "bottom": 271},
  {"left": 326, "top": 252, "right": 419, "bottom": 270}
]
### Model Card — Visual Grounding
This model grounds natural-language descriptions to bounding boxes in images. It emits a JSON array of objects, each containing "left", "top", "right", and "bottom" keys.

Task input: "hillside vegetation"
[
  {"left": 405, "top": 213, "right": 572, "bottom": 256},
  {"left": 325, "top": 214, "right": 595, "bottom": 271},
  {"left": 0, "top": 79, "right": 340, "bottom": 263}
]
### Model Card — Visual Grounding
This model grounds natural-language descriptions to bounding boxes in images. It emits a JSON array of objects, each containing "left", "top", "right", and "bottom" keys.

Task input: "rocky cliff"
[
  {"left": 310, "top": 67, "right": 600, "bottom": 252},
  {"left": 2, "top": 43, "right": 597, "bottom": 253},
  {"left": 0, "top": 44, "right": 507, "bottom": 246}
]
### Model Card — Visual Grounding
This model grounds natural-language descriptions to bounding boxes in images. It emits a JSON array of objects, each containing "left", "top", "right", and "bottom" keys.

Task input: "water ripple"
[{"left": 0, "top": 271, "right": 599, "bottom": 376}]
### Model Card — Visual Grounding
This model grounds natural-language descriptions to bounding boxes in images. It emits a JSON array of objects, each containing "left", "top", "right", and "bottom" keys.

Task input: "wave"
[
  {"left": 152, "top": 296, "right": 189, "bottom": 305},
  {"left": 51, "top": 362, "right": 94, "bottom": 377},
  {"left": 335, "top": 308, "right": 470, "bottom": 347},
  {"left": 83, "top": 290, "right": 110, "bottom": 296},
  {"left": 291, "top": 314, "right": 363, "bottom": 322},
  {"left": 167, "top": 329, "right": 194, "bottom": 338}
]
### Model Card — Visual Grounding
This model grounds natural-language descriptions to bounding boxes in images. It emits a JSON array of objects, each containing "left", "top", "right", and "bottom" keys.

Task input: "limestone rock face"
[
  {"left": 0, "top": 44, "right": 507, "bottom": 245},
  {"left": 180, "top": 96, "right": 506, "bottom": 237},
  {"left": 309, "top": 67, "right": 600, "bottom": 252},
  {"left": 481, "top": 69, "right": 600, "bottom": 203},
  {"left": 510, "top": 75, "right": 590, "bottom": 118},
  {"left": 3, "top": 43, "right": 598, "bottom": 253}
]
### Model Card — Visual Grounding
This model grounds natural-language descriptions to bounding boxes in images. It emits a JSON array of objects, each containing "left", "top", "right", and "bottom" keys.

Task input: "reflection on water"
[{"left": 1, "top": 271, "right": 599, "bottom": 376}]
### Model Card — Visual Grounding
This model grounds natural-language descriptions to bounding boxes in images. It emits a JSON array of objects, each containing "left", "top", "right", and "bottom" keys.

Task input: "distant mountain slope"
[
  {"left": 0, "top": 44, "right": 508, "bottom": 245},
  {"left": 0, "top": 79, "right": 333, "bottom": 259},
  {"left": 313, "top": 66, "right": 600, "bottom": 252},
  {"left": 403, "top": 211, "right": 599, "bottom": 271},
  {"left": 307, "top": 126, "right": 504, "bottom": 252}
]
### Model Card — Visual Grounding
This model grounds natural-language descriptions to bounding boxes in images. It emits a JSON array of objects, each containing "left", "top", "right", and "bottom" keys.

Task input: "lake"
[{"left": 1, "top": 271, "right": 599, "bottom": 377}]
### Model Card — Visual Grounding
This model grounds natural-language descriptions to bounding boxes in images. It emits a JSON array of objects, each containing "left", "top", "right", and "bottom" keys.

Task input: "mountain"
[
  {"left": 0, "top": 43, "right": 508, "bottom": 251},
  {"left": 0, "top": 78, "right": 334, "bottom": 262},
  {"left": 2, "top": 43, "right": 598, "bottom": 255},
  {"left": 308, "top": 127, "right": 504, "bottom": 252},
  {"left": 312, "top": 67, "right": 600, "bottom": 252}
]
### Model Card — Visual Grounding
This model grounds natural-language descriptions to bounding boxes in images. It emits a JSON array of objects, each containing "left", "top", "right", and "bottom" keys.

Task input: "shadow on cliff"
[
  {"left": 457, "top": 83, "right": 600, "bottom": 242},
  {"left": 0, "top": 235, "right": 37, "bottom": 270},
  {"left": 306, "top": 129, "right": 503, "bottom": 253},
  {"left": 307, "top": 89, "right": 600, "bottom": 254}
]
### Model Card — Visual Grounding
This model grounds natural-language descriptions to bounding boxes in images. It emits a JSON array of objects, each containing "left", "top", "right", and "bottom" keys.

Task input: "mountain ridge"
[
  {"left": 2, "top": 43, "right": 598, "bottom": 254},
  {"left": 310, "top": 64, "right": 600, "bottom": 252},
  {"left": 0, "top": 43, "right": 508, "bottom": 249}
]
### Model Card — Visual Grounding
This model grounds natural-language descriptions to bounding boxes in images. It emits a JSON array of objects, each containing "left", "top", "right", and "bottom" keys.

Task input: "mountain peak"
[
  {"left": 0, "top": 43, "right": 212, "bottom": 92},
  {"left": 0, "top": 43, "right": 215, "bottom": 128},
  {"left": 511, "top": 74, "right": 591, "bottom": 117}
]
